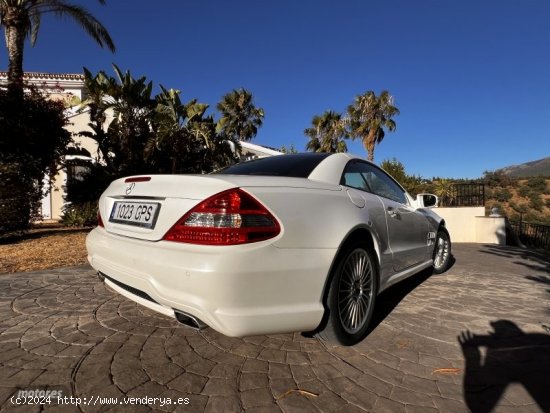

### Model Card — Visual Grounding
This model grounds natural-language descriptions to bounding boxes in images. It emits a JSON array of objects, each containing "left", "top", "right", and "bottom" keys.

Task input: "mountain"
[{"left": 498, "top": 156, "right": 550, "bottom": 177}]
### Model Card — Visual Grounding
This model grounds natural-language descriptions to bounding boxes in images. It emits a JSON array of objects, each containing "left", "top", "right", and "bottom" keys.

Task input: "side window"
[
  {"left": 341, "top": 161, "right": 408, "bottom": 205},
  {"left": 340, "top": 161, "right": 371, "bottom": 192}
]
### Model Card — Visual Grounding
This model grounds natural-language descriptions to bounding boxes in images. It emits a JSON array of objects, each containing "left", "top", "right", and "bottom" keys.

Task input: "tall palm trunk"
[
  {"left": 2, "top": 7, "right": 27, "bottom": 92},
  {"left": 3, "top": 7, "right": 26, "bottom": 96},
  {"left": 363, "top": 129, "right": 377, "bottom": 162}
]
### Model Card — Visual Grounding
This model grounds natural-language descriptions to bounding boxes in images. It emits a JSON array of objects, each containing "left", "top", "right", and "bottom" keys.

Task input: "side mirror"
[{"left": 417, "top": 193, "right": 438, "bottom": 208}]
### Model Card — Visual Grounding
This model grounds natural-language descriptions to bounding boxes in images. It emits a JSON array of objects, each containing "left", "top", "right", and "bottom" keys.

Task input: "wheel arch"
[
  {"left": 312, "top": 225, "right": 381, "bottom": 334},
  {"left": 437, "top": 219, "right": 450, "bottom": 239}
]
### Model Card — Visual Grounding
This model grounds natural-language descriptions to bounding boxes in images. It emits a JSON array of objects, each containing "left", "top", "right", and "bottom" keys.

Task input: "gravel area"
[{"left": 0, "top": 226, "right": 90, "bottom": 273}]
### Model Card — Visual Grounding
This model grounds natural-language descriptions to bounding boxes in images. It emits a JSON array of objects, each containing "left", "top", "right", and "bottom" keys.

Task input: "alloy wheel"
[
  {"left": 433, "top": 233, "right": 450, "bottom": 270},
  {"left": 337, "top": 248, "right": 374, "bottom": 334}
]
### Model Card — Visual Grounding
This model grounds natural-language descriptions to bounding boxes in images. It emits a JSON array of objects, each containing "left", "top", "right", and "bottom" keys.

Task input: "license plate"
[{"left": 109, "top": 201, "right": 160, "bottom": 229}]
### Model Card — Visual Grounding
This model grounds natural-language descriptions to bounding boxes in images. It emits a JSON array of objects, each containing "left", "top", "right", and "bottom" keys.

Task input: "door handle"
[{"left": 387, "top": 207, "right": 399, "bottom": 218}]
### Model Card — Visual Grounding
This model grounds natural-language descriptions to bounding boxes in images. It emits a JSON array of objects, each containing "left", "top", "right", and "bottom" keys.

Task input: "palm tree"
[
  {"left": 433, "top": 179, "right": 455, "bottom": 206},
  {"left": 155, "top": 88, "right": 233, "bottom": 173},
  {"left": 80, "top": 65, "right": 156, "bottom": 176},
  {"left": 216, "top": 88, "right": 264, "bottom": 143},
  {"left": 304, "top": 110, "right": 348, "bottom": 153},
  {"left": 0, "top": 0, "right": 115, "bottom": 93},
  {"left": 346, "top": 90, "right": 399, "bottom": 162}
]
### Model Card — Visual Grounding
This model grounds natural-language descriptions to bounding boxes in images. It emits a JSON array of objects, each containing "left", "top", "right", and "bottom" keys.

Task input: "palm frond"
[{"left": 33, "top": 0, "right": 115, "bottom": 51}]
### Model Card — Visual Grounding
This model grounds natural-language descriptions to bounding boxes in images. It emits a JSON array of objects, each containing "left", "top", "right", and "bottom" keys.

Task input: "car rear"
[{"left": 87, "top": 154, "right": 342, "bottom": 337}]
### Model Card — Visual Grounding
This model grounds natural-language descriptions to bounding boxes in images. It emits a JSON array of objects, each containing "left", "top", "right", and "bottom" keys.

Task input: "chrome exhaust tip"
[{"left": 174, "top": 311, "right": 207, "bottom": 330}]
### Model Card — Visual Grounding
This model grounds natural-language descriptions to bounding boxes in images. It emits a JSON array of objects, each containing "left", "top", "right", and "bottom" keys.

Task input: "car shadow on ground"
[
  {"left": 458, "top": 320, "right": 550, "bottom": 413},
  {"left": 367, "top": 255, "right": 456, "bottom": 334},
  {"left": 305, "top": 256, "right": 455, "bottom": 342},
  {"left": 367, "top": 268, "right": 432, "bottom": 333}
]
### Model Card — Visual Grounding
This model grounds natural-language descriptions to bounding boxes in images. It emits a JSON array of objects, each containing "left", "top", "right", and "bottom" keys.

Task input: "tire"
[
  {"left": 432, "top": 229, "right": 451, "bottom": 274},
  {"left": 316, "top": 241, "right": 378, "bottom": 346}
]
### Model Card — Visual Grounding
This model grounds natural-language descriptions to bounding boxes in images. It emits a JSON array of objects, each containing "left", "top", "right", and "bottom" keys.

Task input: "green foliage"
[
  {"left": 526, "top": 176, "right": 548, "bottom": 193},
  {"left": 518, "top": 185, "right": 532, "bottom": 198},
  {"left": 64, "top": 161, "right": 112, "bottom": 205},
  {"left": 216, "top": 88, "right": 264, "bottom": 143},
  {"left": 279, "top": 144, "right": 298, "bottom": 154},
  {"left": 80, "top": 65, "right": 240, "bottom": 178},
  {"left": 523, "top": 212, "right": 541, "bottom": 223},
  {"left": 500, "top": 176, "right": 550, "bottom": 225},
  {"left": 492, "top": 188, "right": 512, "bottom": 202},
  {"left": 379, "top": 158, "right": 431, "bottom": 196},
  {"left": 0, "top": 88, "right": 71, "bottom": 231},
  {"left": 1, "top": 0, "right": 114, "bottom": 94},
  {"left": 347, "top": 90, "right": 399, "bottom": 161},
  {"left": 528, "top": 193, "right": 544, "bottom": 211},
  {"left": 0, "top": 162, "right": 38, "bottom": 231},
  {"left": 153, "top": 87, "right": 235, "bottom": 174},
  {"left": 509, "top": 201, "right": 529, "bottom": 215},
  {"left": 305, "top": 111, "right": 348, "bottom": 153},
  {"left": 432, "top": 179, "right": 455, "bottom": 206},
  {"left": 403, "top": 176, "right": 432, "bottom": 197},
  {"left": 65, "top": 67, "right": 267, "bottom": 210},
  {"left": 482, "top": 170, "right": 514, "bottom": 187},
  {"left": 80, "top": 65, "right": 157, "bottom": 177},
  {"left": 61, "top": 202, "right": 98, "bottom": 227},
  {"left": 380, "top": 158, "right": 407, "bottom": 183}
]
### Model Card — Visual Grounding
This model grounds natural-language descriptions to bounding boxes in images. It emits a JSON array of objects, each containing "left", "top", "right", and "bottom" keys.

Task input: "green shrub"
[
  {"left": 528, "top": 193, "right": 544, "bottom": 212},
  {"left": 492, "top": 188, "right": 512, "bottom": 202},
  {"left": 65, "top": 161, "right": 112, "bottom": 206},
  {"left": 0, "top": 88, "right": 71, "bottom": 231},
  {"left": 61, "top": 202, "right": 98, "bottom": 227},
  {"left": 526, "top": 176, "right": 548, "bottom": 193},
  {"left": 518, "top": 185, "right": 532, "bottom": 198}
]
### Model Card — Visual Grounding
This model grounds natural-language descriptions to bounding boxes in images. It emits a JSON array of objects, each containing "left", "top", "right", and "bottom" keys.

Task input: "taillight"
[
  {"left": 163, "top": 188, "right": 280, "bottom": 245},
  {"left": 125, "top": 176, "right": 151, "bottom": 183},
  {"left": 98, "top": 210, "right": 104, "bottom": 227}
]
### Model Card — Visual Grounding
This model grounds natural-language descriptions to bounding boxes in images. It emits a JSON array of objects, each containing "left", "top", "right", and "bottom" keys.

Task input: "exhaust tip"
[{"left": 174, "top": 311, "right": 207, "bottom": 330}]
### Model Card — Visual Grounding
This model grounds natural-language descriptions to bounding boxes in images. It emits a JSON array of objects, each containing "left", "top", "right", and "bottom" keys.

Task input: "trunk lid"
[
  {"left": 98, "top": 174, "right": 339, "bottom": 241},
  {"left": 99, "top": 175, "right": 235, "bottom": 241}
]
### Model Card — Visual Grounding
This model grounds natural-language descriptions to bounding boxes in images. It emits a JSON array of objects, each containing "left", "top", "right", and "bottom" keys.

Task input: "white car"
[{"left": 87, "top": 153, "right": 451, "bottom": 345}]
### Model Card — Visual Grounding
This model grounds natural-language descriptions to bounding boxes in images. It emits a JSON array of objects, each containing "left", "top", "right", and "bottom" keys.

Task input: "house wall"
[
  {"left": 48, "top": 107, "right": 119, "bottom": 220},
  {"left": 435, "top": 207, "right": 506, "bottom": 244},
  {"left": 68, "top": 111, "right": 101, "bottom": 158},
  {"left": 48, "top": 112, "right": 94, "bottom": 220},
  {"left": 50, "top": 170, "right": 67, "bottom": 221}
]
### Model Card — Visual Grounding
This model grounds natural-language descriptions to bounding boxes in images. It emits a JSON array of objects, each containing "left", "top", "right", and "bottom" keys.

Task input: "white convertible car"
[{"left": 87, "top": 153, "right": 451, "bottom": 345}]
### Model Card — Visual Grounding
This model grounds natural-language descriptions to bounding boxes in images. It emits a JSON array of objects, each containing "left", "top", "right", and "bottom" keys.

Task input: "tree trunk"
[
  {"left": 363, "top": 129, "right": 377, "bottom": 162},
  {"left": 3, "top": 8, "right": 26, "bottom": 97}
]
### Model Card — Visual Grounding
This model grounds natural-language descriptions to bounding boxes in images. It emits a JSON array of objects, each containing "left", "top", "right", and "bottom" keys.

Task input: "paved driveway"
[{"left": 0, "top": 244, "right": 548, "bottom": 412}]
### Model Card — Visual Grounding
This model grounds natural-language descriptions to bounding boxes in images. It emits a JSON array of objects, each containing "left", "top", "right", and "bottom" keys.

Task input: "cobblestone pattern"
[{"left": 0, "top": 244, "right": 548, "bottom": 412}]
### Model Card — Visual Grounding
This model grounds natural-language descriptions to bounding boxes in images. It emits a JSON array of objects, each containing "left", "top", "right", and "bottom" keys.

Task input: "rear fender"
[{"left": 309, "top": 225, "right": 381, "bottom": 334}]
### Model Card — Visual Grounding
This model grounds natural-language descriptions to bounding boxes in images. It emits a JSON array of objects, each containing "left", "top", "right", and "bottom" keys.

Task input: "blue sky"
[{"left": 2, "top": 0, "right": 549, "bottom": 178}]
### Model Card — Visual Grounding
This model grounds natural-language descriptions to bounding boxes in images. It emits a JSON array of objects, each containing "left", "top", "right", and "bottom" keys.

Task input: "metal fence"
[
  {"left": 509, "top": 221, "right": 550, "bottom": 250},
  {"left": 439, "top": 183, "right": 486, "bottom": 207}
]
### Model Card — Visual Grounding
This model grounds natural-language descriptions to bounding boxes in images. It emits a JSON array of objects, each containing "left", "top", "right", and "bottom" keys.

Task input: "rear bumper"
[{"left": 86, "top": 228, "right": 335, "bottom": 337}]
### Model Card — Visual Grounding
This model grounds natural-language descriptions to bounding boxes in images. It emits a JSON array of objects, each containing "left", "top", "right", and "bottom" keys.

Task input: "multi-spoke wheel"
[
  {"left": 317, "top": 242, "right": 378, "bottom": 345},
  {"left": 432, "top": 229, "right": 451, "bottom": 274}
]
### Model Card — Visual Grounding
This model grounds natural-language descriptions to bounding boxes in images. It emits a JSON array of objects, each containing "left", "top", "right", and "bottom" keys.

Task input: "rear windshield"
[{"left": 215, "top": 153, "right": 331, "bottom": 178}]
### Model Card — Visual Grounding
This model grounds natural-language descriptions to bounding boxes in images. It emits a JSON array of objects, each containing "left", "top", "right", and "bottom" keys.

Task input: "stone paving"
[{"left": 0, "top": 244, "right": 548, "bottom": 412}]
